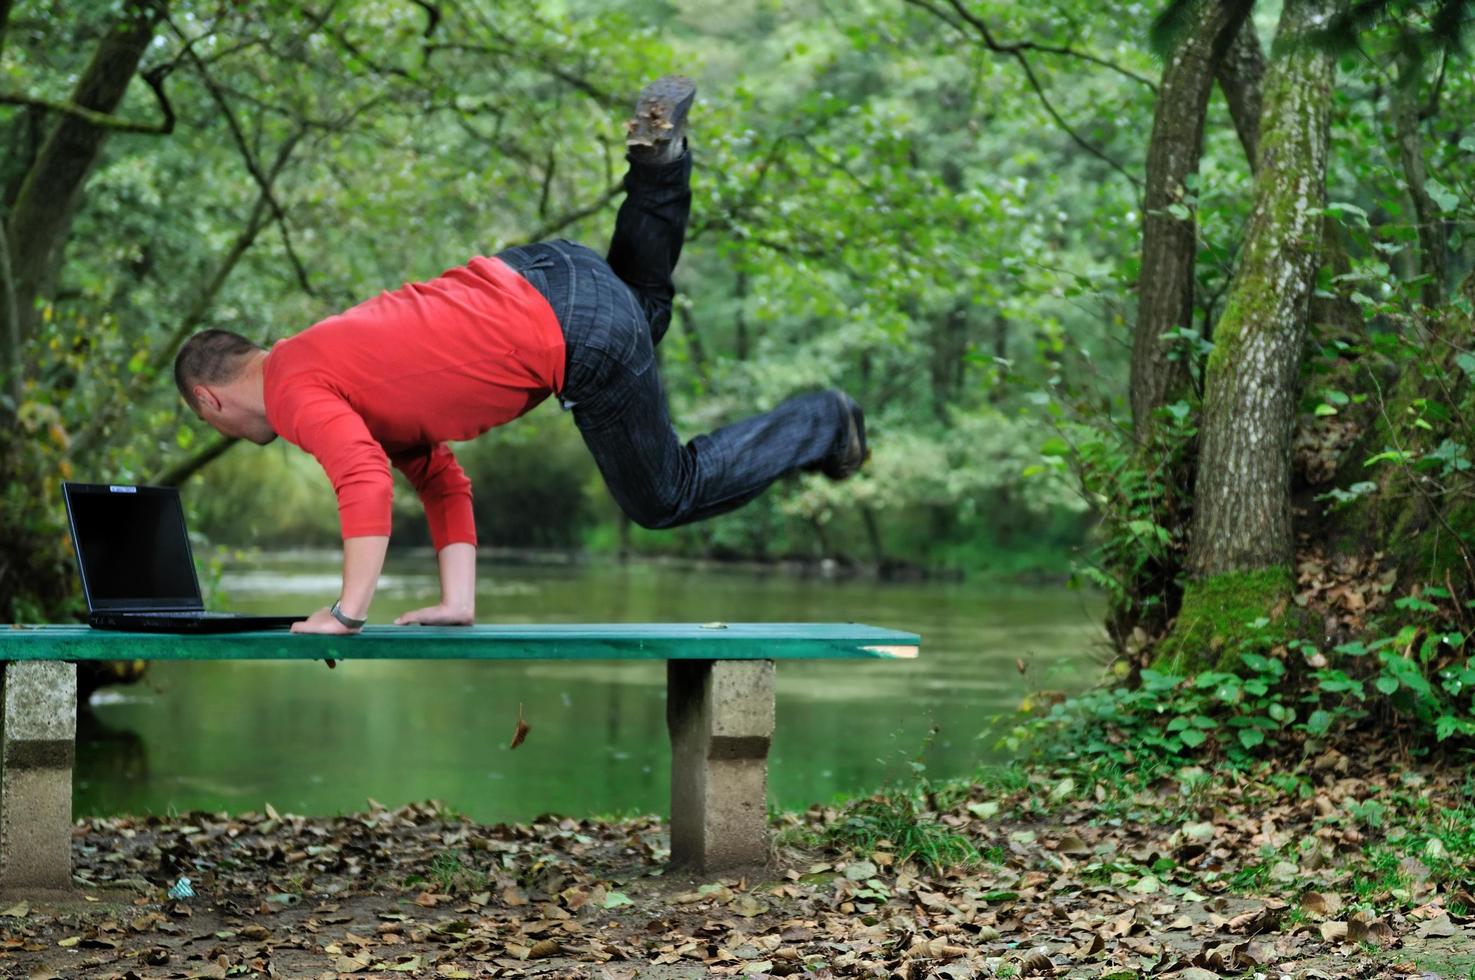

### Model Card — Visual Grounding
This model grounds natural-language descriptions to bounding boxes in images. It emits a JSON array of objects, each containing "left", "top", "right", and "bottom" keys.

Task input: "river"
[{"left": 75, "top": 553, "right": 1106, "bottom": 823}]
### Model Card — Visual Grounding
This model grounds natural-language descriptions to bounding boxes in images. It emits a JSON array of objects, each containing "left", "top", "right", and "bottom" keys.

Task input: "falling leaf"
[
  {"left": 0, "top": 902, "right": 28, "bottom": 918},
  {"left": 603, "top": 891, "right": 633, "bottom": 909},
  {"left": 843, "top": 860, "right": 877, "bottom": 880},
  {"left": 509, "top": 702, "right": 530, "bottom": 750}
]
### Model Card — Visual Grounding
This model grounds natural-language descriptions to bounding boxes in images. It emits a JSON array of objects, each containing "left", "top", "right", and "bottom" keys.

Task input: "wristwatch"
[{"left": 329, "top": 600, "right": 366, "bottom": 630}]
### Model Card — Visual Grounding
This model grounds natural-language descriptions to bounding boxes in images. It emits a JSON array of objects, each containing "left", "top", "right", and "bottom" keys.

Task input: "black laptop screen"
[{"left": 67, "top": 486, "right": 203, "bottom": 610}]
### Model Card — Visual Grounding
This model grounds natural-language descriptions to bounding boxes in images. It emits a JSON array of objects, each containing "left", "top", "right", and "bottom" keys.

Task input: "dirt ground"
[{"left": 4, "top": 753, "right": 1474, "bottom": 979}]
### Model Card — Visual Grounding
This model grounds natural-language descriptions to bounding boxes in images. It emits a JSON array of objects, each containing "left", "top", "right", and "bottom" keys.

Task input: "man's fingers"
[{"left": 393, "top": 607, "right": 472, "bottom": 626}]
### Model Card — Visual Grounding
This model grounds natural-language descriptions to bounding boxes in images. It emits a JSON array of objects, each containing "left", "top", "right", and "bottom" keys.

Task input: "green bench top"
[{"left": 0, "top": 623, "right": 920, "bottom": 662}]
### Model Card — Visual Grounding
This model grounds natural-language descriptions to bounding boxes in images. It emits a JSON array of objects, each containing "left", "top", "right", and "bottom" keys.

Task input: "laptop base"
[{"left": 88, "top": 613, "right": 303, "bottom": 634}]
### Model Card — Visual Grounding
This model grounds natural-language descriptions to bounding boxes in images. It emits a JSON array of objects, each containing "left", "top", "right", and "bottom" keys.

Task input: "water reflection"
[{"left": 75, "top": 556, "right": 1105, "bottom": 822}]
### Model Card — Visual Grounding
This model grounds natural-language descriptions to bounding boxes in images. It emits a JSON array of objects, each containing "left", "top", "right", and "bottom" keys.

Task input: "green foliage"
[
  {"left": 1018, "top": 583, "right": 1475, "bottom": 765},
  {"left": 1036, "top": 394, "right": 1198, "bottom": 638}
]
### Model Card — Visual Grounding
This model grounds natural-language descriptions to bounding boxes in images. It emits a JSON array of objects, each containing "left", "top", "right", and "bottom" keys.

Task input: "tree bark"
[
  {"left": 1215, "top": 17, "right": 1265, "bottom": 171},
  {"left": 5, "top": 0, "right": 163, "bottom": 341},
  {"left": 1130, "top": 0, "right": 1250, "bottom": 434},
  {"left": 1188, "top": 0, "right": 1337, "bottom": 577}
]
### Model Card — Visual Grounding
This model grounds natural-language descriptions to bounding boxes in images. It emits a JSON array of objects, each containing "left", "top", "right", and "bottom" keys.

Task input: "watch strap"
[{"left": 329, "top": 600, "right": 366, "bottom": 629}]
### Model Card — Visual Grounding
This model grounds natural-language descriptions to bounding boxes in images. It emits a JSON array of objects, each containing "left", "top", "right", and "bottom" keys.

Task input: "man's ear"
[{"left": 192, "top": 384, "right": 222, "bottom": 413}]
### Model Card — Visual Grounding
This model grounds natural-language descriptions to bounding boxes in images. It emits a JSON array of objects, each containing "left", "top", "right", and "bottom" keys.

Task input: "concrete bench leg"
[
  {"left": 1, "top": 661, "right": 76, "bottom": 894},
  {"left": 666, "top": 659, "right": 774, "bottom": 873}
]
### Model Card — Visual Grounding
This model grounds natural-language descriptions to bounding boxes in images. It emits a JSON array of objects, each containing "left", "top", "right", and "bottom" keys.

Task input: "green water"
[{"left": 75, "top": 554, "right": 1105, "bottom": 823}]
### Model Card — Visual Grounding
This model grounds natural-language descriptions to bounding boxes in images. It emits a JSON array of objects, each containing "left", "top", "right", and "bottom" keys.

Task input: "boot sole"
[{"left": 627, "top": 75, "right": 696, "bottom": 148}]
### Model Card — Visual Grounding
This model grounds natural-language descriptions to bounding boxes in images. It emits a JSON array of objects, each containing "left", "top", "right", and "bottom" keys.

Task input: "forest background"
[{"left": 5, "top": 0, "right": 1475, "bottom": 753}]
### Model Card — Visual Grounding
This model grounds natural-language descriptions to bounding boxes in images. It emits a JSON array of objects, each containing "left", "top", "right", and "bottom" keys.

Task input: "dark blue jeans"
[{"left": 498, "top": 152, "right": 848, "bottom": 530}]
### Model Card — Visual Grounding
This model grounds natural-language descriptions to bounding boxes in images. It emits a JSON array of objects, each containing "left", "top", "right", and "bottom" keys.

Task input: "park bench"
[{"left": 0, "top": 622, "right": 918, "bottom": 895}]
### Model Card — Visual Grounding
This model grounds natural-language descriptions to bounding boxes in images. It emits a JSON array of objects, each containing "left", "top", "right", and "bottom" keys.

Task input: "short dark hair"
[{"left": 174, "top": 330, "right": 263, "bottom": 409}]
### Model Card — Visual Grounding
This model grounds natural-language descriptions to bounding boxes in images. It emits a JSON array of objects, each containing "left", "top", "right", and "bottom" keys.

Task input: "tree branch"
[
  {"left": 904, "top": 0, "right": 1141, "bottom": 187},
  {"left": 0, "top": 63, "right": 175, "bottom": 136},
  {"left": 517, "top": 182, "right": 621, "bottom": 244},
  {"left": 168, "top": 17, "right": 315, "bottom": 297},
  {"left": 68, "top": 129, "right": 305, "bottom": 459},
  {"left": 153, "top": 434, "right": 240, "bottom": 486}
]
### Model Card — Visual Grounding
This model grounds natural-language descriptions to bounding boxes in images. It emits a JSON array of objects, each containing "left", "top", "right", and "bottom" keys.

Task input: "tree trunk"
[
  {"left": 1130, "top": 0, "right": 1250, "bottom": 433},
  {"left": 1185, "top": 0, "right": 1336, "bottom": 580},
  {"left": 0, "top": 209, "right": 18, "bottom": 413},
  {"left": 1388, "top": 67, "right": 1448, "bottom": 307},
  {"left": 5, "top": 0, "right": 162, "bottom": 341},
  {"left": 0, "top": 0, "right": 13, "bottom": 59},
  {"left": 1215, "top": 17, "right": 1265, "bottom": 171}
]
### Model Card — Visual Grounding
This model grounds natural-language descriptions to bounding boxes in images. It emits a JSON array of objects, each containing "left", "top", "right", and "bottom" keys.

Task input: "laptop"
[{"left": 63, "top": 482, "right": 305, "bottom": 633}]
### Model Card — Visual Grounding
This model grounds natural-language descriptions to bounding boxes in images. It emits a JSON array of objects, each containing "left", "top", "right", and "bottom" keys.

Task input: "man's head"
[{"left": 174, "top": 330, "right": 276, "bottom": 444}]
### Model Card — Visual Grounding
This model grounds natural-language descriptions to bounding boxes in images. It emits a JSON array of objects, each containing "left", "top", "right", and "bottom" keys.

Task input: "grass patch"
[
  {"left": 823, "top": 791, "right": 979, "bottom": 872},
  {"left": 413, "top": 851, "right": 489, "bottom": 894}
]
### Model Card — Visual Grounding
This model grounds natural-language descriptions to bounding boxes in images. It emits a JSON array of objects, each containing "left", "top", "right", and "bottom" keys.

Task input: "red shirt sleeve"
[
  {"left": 270, "top": 382, "right": 394, "bottom": 540},
  {"left": 389, "top": 443, "right": 478, "bottom": 551}
]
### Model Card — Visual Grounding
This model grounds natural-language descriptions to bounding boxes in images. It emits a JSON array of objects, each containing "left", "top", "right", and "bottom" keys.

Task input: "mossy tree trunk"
[
  {"left": 1170, "top": 0, "right": 1337, "bottom": 661},
  {"left": 4, "top": 0, "right": 162, "bottom": 344}
]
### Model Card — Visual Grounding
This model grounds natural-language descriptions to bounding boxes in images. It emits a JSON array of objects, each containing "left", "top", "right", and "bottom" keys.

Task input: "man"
[{"left": 174, "top": 77, "right": 867, "bottom": 636}]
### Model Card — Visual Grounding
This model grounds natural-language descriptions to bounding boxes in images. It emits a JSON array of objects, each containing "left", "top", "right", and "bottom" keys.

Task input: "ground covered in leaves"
[{"left": 5, "top": 747, "right": 1475, "bottom": 980}]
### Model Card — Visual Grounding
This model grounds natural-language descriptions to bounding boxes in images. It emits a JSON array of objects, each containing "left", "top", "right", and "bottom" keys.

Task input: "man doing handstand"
[{"left": 173, "top": 77, "right": 867, "bottom": 635}]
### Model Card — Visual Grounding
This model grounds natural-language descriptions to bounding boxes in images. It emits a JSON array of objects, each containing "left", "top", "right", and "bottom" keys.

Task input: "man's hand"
[
  {"left": 292, "top": 607, "right": 361, "bottom": 635},
  {"left": 393, "top": 542, "right": 477, "bottom": 627},
  {"left": 394, "top": 604, "right": 474, "bottom": 626}
]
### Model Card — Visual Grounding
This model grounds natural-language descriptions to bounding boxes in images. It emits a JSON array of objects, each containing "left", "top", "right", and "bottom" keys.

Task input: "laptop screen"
[{"left": 64, "top": 484, "right": 204, "bottom": 611}]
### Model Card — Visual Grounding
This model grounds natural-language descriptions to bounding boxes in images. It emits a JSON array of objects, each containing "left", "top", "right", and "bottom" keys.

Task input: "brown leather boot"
[{"left": 626, "top": 75, "right": 696, "bottom": 164}]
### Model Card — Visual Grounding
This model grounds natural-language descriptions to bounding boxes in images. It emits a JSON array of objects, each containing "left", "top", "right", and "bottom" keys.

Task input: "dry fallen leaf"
[
  {"left": 1300, "top": 891, "right": 1336, "bottom": 918},
  {"left": 1418, "top": 914, "right": 1459, "bottom": 938}
]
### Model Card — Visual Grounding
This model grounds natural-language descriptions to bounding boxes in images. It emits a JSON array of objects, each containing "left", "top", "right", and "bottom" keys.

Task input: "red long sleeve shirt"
[{"left": 262, "top": 256, "right": 565, "bottom": 550}]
